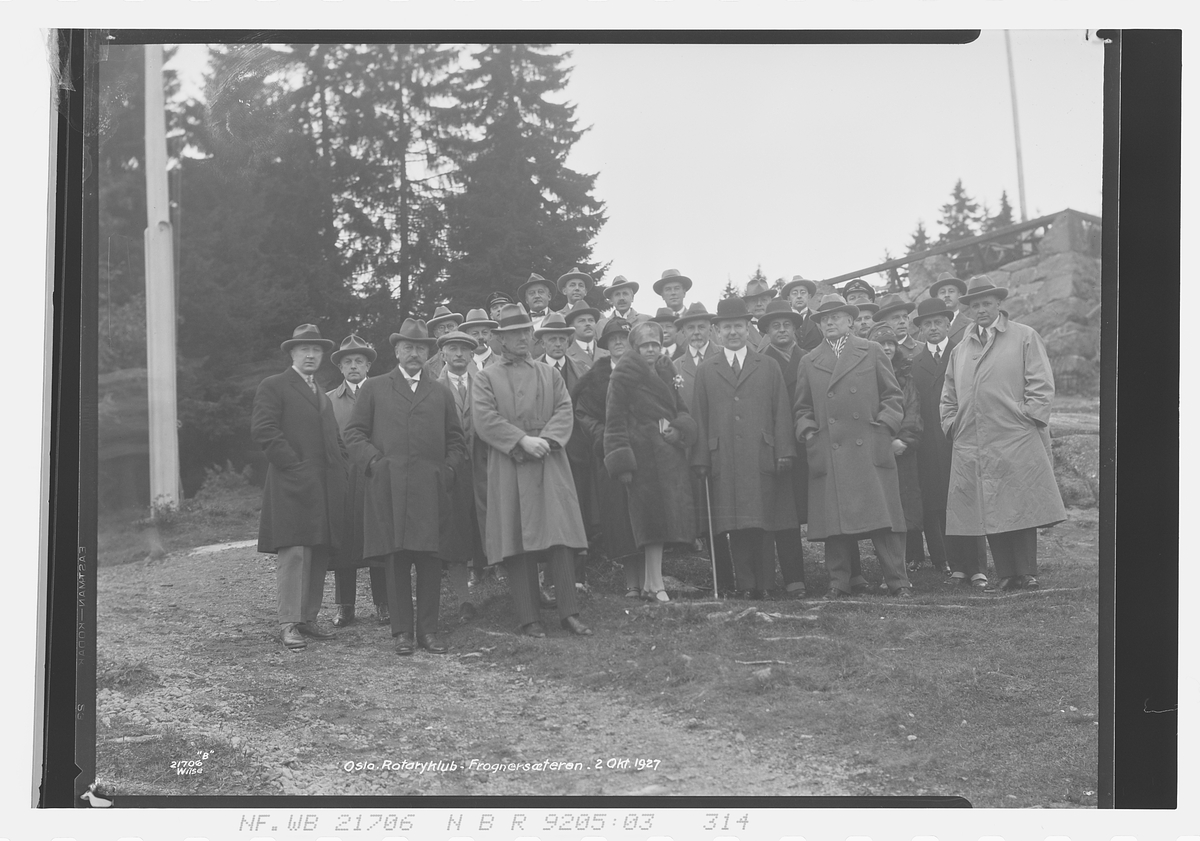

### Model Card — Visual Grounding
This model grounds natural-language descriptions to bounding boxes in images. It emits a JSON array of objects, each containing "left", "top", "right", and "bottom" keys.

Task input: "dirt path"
[{"left": 97, "top": 545, "right": 853, "bottom": 796}]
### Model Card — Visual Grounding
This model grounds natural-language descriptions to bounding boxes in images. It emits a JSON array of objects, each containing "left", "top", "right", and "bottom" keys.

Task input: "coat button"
[
  {"left": 734, "top": 396, "right": 740, "bottom": 402},
  {"left": 853, "top": 412, "right": 860, "bottom": 419},
  {"left": 850, "top": 387, "right": 857, "bottom": 393},
  {"left": 735, "top": 415, "right": 741, "bottom": 421},
  {"left": 832, "top": 443, "right": 839, "bottom": 449},
  {"left": 828, "top": 392, "right": 834, "bottom": 398},
  {"left": 829, "top": 418, "right": 836, "bottom": 424},
  {"left": 856, "top": 439, "right": 863, "bottom": 445},
  {"left": 973, "top": 355, "right": 980, "bottom": 360}
]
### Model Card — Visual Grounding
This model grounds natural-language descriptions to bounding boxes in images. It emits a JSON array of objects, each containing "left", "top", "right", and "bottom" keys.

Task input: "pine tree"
[
  {"left": 982, "top": 190, "right": 1016, "bottom": 233},
  {"left": 444, "top": 44, "right": 607, "bottom": 308},
  {"left": 905, "top": 220, "right": 932, "bottom": 256},
  {"left": 720, "top": 280, "right": 741, "bottom": 300},
  {"left": 747, "top": 264, "right": 768, "bottom": 287},
  {"left": 935, "top": 179, "right": 983, "bottom": 245}
]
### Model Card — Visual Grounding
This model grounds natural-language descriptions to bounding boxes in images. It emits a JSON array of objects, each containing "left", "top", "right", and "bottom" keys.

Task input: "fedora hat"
[
  {"left": 436, "top": 329, "right": 481, "bottom": 351},
  {"left": 517, "top": 273, "right": 555, "bottom": 303},
  {"left": 958, "top": 275, "right": 1010, "bottom": 304},
  {"left": 426, "top": 305, "right": 464, "bottom": 332},
  {"left": 460, "top": 308, "right": 499, "bottom": 331},
  {"left": 563, "top": 304, "right": 602, "bottom": 325},
  {"left": 603, "top": 275, "right": 640, "bottom": 298},
  {"left": 597, "top": 316, "right": 632, "bottom": 349},
  {"left": 281, "top": 323, "right": 334, "bottom": 353},
  {"left": 485, "top": 291, "right": 514, "bottom": 311},
  {"left": 556, "top": 267, "right": 593, "bottom": 293},
  {"left": 873, "top": 293, "right": 915, "bottom": 321},
  {"left": 742, "top": 277, "right": 776, "bottom": 302},
  {"left": 674, "top": 302, "right": 712, "bottom": 328},
  {"left": 780, "top": 275, "right": 817, "bottom": 298},
  {"left": 651, "top": 307, "right": 679, "bottom": 324},
  {"left": 928, "top": 271, "right": 968, "bottom": 297},
  {"left": 759, "top": 298, "right": 805, "bottom": 332},
  {"left": 812, "top": 294, "right": 860, "bottom": 320},
  {"left": 533, "top": 312, "right": 576, "bottom": 338},
  {"left": 331, "top": 333, "right": 377, "bottom": 365},
  {"left": 866, "top": 322, "right": 899, "bottom": 345},
  {"left": 653, "top": 268, "right": 693, "bottom": 296},
  {"left": 710, "top": 297, "right": 753, "bottom": 323},
  {"left": 910, "top": 297, "right": 955, "bottom": 326},
  {"left": 493, "top": 302, "right": 536, "bottom": 332},
  {"left": 389, "top": 318, "right": 438, "bottom": 347},
  {"left": 855, "top": 302, "right": 879, "bottom": 316},
  {"left": 840, "top": 278, "right": 876, "bottom": 302}
]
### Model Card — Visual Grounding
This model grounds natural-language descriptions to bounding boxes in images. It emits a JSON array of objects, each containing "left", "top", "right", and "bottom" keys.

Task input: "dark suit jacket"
[
  {"left": 252, "top": 367, "right": 349, "bottom": 553},
  {"left": 911, "top": 344, "right": 953, "bottom": 512},
  {"left": 326, "top": 378, "right": 372, "bottom": 569},
  {"left": 763, "top": 342, "right": 809, "bottom": 521}
]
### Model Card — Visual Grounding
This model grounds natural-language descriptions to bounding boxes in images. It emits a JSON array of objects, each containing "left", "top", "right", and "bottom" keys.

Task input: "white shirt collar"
[
  {"left": 723, "top": 346, "right": 747, "bottom": 366},
  {"left": 448, "top": 369, "right": 469, "bottom": 383},
  {"left": 691, "top": 342, "right": 709, "bottom": 359},
  {"left": 292, "top": 365, "right": 315, "bottom": 382},
  {"left": 926, "top": 338, "right": 948, "bottom": 354},
  {"left": 400, "top": 368, "right": 422, "bottom": 382},
  {"left": 576, "top": 339, "right": 593, "bottom": 352},
  {"left": 344, "top": 380, "right": 358, "bottom": 394}
]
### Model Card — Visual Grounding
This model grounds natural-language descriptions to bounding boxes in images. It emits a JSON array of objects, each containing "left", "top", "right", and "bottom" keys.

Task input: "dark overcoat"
[
  {"left": 252, "top": 367, "right": 349, "bottom": 553},
  {"left": 603, "top": 351, "right": 698, "bottom": 548},
  {"left": 940, "top": 315, "right": 1066, "bottom": 535},
  {"left": 795, "top": 311, "right": 824, "bottom": 353},
  {"left": 912, "top": 344, "right": 954, "bottom": 517},
  {"left": 763, "top": 342, "right": 809, "bottom": 524},
  {"left": 341, "top": 368, "right": 467, "bottom": 558},
  {"left": 325, "top": 380, "right": 379, "bottom": 571},
  {"left": 892, "top": 362, "right": 924, "bottom": 531},
  {"left": 690, "top": 348, "right": 798, "bottom": 534},
  {"left": 436, "top": 366, "right": 486, "bottom": 564},
  {"left": 573, "top": 357, "right": 638, "bottom": 559},
  {"left": 472, "top": 356, "right": 589, "bottom": 562},
  {"left": 794, "top": 335, "right": 906, "bottom": 540},
  {"left": 672, "top": 342, "right": 719, "bottom": 416}
]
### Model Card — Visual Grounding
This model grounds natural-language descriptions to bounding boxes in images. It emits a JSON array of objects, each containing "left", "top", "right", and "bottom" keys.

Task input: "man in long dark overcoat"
[
  {"left": 252, "top": 324, "right": 349, "bottom": 650},
  {"left": 910, "top": 297, "right": 987, "bottom": 583},
  {"left": 794, "top": 295, "right": 913, "bottom": 598},
  {"left": 342, "top": 319, "right": 468, "bottom": 655},
  {"left": 690, "top": 297, "right": 797, "bottom": 599},
  {"left": 760, "top": 299, "right": 811, "bottom": 598},
  {"left": 472, "top": 303, "right": 594, "bottom": 638},
  {"left": 325, "top": 334, "right": 388, "bottom": 626},
  {"left": 928, "top": 272, "right": 973, "bottom": 348}
]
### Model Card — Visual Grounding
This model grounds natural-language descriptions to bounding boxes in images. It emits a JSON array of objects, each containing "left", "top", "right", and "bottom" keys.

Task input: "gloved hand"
[
  {"left": 617, "top": 472, "right": 634, "bottom": 485},
  {"left": 776, "top": 457, "right": 792, "bottom": 473}
]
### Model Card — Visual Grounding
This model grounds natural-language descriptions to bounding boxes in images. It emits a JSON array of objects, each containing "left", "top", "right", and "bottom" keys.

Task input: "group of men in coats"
[{"left": 251, "top": 264, "right": 1065, "bottom": 651}]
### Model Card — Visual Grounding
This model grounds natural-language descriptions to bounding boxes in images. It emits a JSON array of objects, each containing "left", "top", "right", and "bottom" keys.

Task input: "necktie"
[
  {"left": 456, "top": 377, "right": 467, "bottom": 402},
  {"left": 934, "top": 347, "right": 942, "bottom": 365},
  {"left": 306, "top": 377, "right": 317, "bottom": 394},
  {"left": 731, "top": 355, "right": 741, "bottom": 376}
]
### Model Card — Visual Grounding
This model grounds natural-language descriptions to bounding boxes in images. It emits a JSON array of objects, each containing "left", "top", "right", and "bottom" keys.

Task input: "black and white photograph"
[{"left": 81, "top": 31, "right": 1115, "bottom": 807}]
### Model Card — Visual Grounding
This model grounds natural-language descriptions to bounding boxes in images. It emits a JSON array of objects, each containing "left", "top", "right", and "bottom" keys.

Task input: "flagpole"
[{"left": 1004, "top": 30, "right": 1029, "bottom": 223}]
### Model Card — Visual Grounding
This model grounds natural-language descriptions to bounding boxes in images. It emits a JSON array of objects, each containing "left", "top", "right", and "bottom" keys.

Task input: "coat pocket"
[
  {"left": 759, "top": 431, "right": 776, "bottom": 474},
  {"left": 873, "top": 424, "right": 897, "bottom": 469},
  {"left": 805, "top": 431, "right": 828, "bottom": 479}
]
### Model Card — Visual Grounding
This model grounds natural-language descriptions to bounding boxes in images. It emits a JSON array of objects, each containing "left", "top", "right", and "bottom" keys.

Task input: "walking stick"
[{"left": 705, "top": 474, "right": 721, "bottom": 599}]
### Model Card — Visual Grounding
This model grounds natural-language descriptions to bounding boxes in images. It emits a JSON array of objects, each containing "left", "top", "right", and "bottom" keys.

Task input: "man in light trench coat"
[
  {"left": 794, "top": 295, "right": 913, "bottom": 598},
  {"left": 940, "top": 276, "right": 1066, "bottom": 591}
]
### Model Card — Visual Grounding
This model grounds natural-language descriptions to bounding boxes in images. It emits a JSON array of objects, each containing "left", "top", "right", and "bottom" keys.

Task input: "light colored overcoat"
[
  {"left": 940, "top": 314, "right": 1066, "bottom": 535},
  {"left": 794, "top": 335, "right": 907, "bottom": 539},
  {"left": 672, "top": 342, "right": 719, "bottom": 413},
  {"left": 472, "top": 356, "right": 589, "bottom": 562}
]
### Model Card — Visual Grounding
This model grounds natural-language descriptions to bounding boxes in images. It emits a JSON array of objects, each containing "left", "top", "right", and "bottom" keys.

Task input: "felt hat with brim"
[
  {"left": 389, "top": 318, "right": 438, "bottom": 348},
  {"left": 426, "top": 305, "right": 464, "bottom": 332},
  {"left": 563, "top": 304, "right": 602, "bottom": 326},
  {"left": 780, "top": 276, "right": 817, "bottom": 298},
  {"left": 459, "top": 308, "right": 499, "bottom": 331},
  {"left": 517, "top": 273, "right": 555, "bottom": 302},
  {"left": 557, "top": 267, "right": 593, "bottom": 293},
  {"left": 812, "top": 294, "right": 860, "bottom": 320},
  {"left": 710, "top": 297, "right": 753, "bottom": 324},
  {"left": 603, "top": 275, "right": 640, "bottom": 298},
  {"left": 492, "top": 302, "right": 537, "bottom": 332},
  {"left": 928, "top": 272, "right": 968, "bottom": 297},
  {"left": 533, "top": 312, "right": 576, "bottom": 338},
  {"left": 653, "top": 268, "right": 693, "bottom": 296},
  {"left": 331, "top": 333, "right": 377, "bottom": 365},
  {"left": 873, "top": 293, "right": 915, "bottom": 321},
  {"left": 910, "top": 297, "right": 955, "bottom": 326},
  {"left": 867, "top": 323, "right": 899, "bottom": 345},
  {"left": 742, "top": 277, "right": 776, "bottom": 302},
  {"left": 485, "top": 291, "right": 514, "bottom": 310},
  {"left": 281, "top": 323, "right": 334, "bottom": 353},
  {"left": 597, "top": 317, "right": 632, "bottom": 349},
  {"left": 958, "top": 275, "right": 1010, "bottom": 304},
  {"left": 759, "top": 298, "right": 805, "bottom": 332},
  {"left": 855, "top": 302, "right": 879, "bottom": 316},
  {"left": 436, "top": 329, "right": 481, "bottom": 351},
  {"left": 651, "top": 307, "right": 678, "bottom": 324},
  {"left": 674, "top": 302, "right": 711, "bottom": 328},
  {"left": 841, "top": 278, "right": 876, "bottom": 301}
]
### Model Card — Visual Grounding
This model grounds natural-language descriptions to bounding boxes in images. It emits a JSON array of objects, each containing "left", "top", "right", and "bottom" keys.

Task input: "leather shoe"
[
  {"left": 332, "top": 605, "right": 355, "bottom": 627},
  {"left": 418, "top": 634, "right": 448, "bottom": 654},
  {"left": 520, "top": 621, "right": 547, "bottom": 638},
  {"left": 561, "top": 615, "right": 593, "bottom": 636},
  {"left": 394, "top": 632, "right": 416, "bottom": 655},
  {"left": 375, "top": 602, "right": 390, "bottom": 624},
  {"left": 297, "top": 621, "right": 335, "bottom": 640},
  {"left": 281, "top": 623, "right": 307, "bottom": 649},
  {"left": 823, "top": 589, "right": 849, "bottom": 600},
  {"left": 539, "top": 588, "right": 558, "bottom": 609}
]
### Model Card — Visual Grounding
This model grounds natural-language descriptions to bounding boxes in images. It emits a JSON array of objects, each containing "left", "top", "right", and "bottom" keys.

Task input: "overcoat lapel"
[
  {"left": 810, "top": 343, "right": 836, "bottom": 376},
  {"left": 712, "top": 353, "right": 738, "bottom": 388},
  {"left": 389, "top": 368, "right": 414, "bottom": 403},
  {"left": 829, "top": 341, "right": 865, "bottom": 388},
  {"left": 288, "top": 368, "right": 321, "bottom": 410},
  {"left": 736, "top": 352, "right": 761, "bottom": 388}
]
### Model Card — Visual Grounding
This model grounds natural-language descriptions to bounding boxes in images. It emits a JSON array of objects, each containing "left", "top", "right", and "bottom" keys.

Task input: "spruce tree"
[
  {"left": 935, "top": 179, "right": 983, "bottom": 245},
  {"left": 982, "top": 190, "right": 1016, "bottom": 234},
  {"left": 906, "top": 220, "right": 932, "bottom": 256},
  {"left": 720, "top": 280, "right": 741, "bottom": 300},
  {"left": 444, "top": 44, "right": 607, "bottom": 308}
]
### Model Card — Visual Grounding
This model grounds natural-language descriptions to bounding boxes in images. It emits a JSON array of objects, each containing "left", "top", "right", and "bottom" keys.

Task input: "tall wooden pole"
[
  {"left": 144, "top": 44, "right": 181, "bottom": 512},
  {"left": 1004, "top": 30, "right": 1029, "bottom": 222}
]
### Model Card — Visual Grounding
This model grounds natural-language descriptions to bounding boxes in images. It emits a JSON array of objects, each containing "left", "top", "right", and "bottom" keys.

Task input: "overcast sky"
[{"left": 169, "top": 31, "right": 1103, "bottom": 306}]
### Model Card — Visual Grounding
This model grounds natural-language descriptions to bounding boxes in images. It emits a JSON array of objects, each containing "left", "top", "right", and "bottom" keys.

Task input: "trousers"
[
  {"left": 824, "top": 530, "right": 910, "bottom": 594},
  {"left": 925, "top": 507, "right": 988, "bottom": 576},
  {"left": 986, "top": 527, "right": 1038, "bottom": 579},
  {"left": 726, "top": 528, "right": 772, "bottom": 592},
  {"left": 384, "top": 550, "right": 441, "bottom": 638},
  {"left": 277, "top": 545, "right": 329, "bottom": 624},
  {"left": 769, "top": 527, "right": 806, "bottom": 591},
  {"left": 333, "top": 565, "right": 387, "bottom": 606},
  {"left": 506, "top": 546, "right": 580, "bottom": 627}
]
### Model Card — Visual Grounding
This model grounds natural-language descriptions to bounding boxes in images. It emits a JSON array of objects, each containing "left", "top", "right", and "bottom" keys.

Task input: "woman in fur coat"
[
  {"left": 604, "top": 321, "right": 699, "bottom": 602},
  {"left": 867, "top": 323, "right": 925, "bottom": 570}
]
